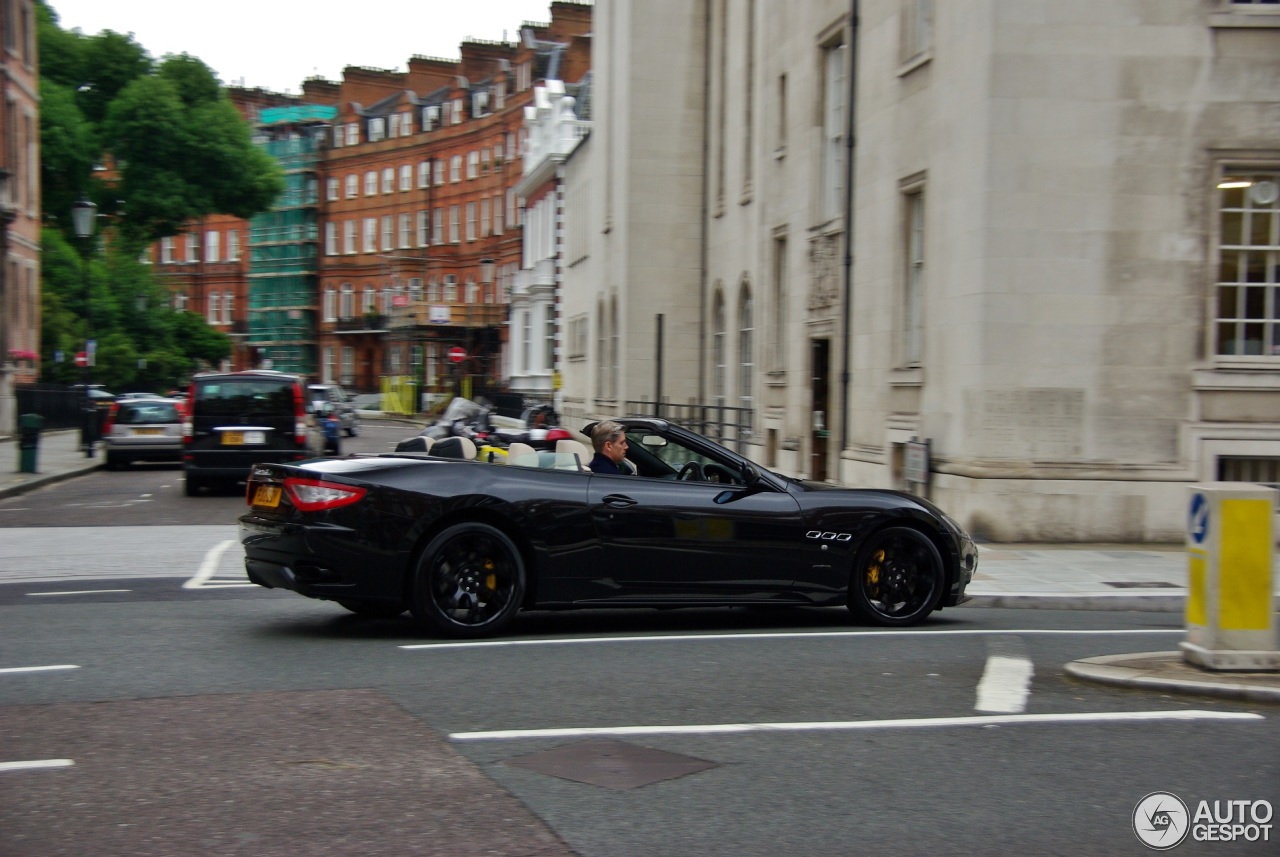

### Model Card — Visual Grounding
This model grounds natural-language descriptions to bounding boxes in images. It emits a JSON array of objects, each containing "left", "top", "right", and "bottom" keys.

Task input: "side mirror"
[{"left": 741, "top": 462, "right": 761, "bottom": 486}]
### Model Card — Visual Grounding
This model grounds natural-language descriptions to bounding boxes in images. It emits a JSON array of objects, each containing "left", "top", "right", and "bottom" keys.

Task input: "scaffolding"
[{"left": 246, "top": 107, "right": 336, "bottom": 377}]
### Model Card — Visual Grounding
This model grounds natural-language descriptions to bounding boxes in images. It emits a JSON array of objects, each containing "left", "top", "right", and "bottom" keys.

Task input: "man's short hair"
[{"left": 591, "top": 420, "right": 626, "bottom": 453}]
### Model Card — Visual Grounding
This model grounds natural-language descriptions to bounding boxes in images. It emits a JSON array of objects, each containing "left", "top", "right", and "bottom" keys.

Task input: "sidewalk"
[{"left": 1, "top": 428, "right": 1277, "bottom": 702}]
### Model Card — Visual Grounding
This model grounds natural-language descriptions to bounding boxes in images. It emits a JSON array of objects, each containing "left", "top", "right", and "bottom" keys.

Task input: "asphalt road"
[{"left": 1, "top": 445, "right": 1276, "bottom": 856}]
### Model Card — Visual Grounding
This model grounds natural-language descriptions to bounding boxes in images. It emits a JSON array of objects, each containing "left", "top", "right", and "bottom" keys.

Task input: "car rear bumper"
[{"left": 239, "top": 516, "right": 396, "bottom": 599}]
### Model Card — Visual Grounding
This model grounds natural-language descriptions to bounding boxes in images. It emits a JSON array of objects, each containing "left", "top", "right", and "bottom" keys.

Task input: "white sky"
[{"left": 46, "top": 1, "right": 564, "bottom": 94}]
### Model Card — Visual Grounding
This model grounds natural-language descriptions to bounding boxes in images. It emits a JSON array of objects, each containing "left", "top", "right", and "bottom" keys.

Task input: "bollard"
[
  {"left": 17, "top": 413, "right": 43, "bottom": 473},
  {"left": 1181, "top": 485, "right": 1280, "bottom": 671}
]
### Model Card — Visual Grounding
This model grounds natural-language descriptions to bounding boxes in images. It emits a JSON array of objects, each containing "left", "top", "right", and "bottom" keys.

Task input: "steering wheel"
[
  {"left": 677, "top": 461, "right": 705, "bottom": 481},
  {"left": 703, "top": 462, "right": 741, "bottom": 484}
]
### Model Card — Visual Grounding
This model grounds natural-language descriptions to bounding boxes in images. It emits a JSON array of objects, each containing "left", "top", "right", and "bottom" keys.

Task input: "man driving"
[{"left": 588, "top": 420, "right": 629, "bottom": 475}]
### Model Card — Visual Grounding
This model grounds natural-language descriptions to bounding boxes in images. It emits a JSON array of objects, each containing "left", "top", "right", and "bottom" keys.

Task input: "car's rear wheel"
[
  {"left": 848, "top": 526, "right": 944, "bottom": 626},
  {"left": 410, "top": 522, "right": 525, "bottom": 638},
  {"left": 184, "top": 474, "right": 204, "bottom": 497},
  {"left": 337, "top": 599, "right": 405, "bottom": 618}
]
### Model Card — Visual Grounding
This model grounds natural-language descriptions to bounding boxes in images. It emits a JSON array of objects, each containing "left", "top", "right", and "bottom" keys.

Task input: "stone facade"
[{"left": 559, "top": 0, "right": 1280, "bottom": 541}]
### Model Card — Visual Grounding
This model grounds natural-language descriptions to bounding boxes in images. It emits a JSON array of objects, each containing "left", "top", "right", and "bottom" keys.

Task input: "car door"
[{"left": 587, "top": 471, "right": 807, "bottom": 600}]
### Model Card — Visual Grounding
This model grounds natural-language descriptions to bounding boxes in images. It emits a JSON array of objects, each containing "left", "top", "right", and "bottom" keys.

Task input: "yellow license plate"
[
  {"left": 133, "top": 428, "right": 163, "bottom": 436},
  {"left": 223, "top": 431, "right": 245, "bottom": 445},
  {"left": 252, "top": 485, "right": 281, "bottom": 508}
]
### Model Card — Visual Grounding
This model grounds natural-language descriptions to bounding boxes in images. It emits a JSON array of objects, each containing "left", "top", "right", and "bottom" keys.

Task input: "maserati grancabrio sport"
[{"left": 239, "top": 418, "right": 978, "bottom": 637}]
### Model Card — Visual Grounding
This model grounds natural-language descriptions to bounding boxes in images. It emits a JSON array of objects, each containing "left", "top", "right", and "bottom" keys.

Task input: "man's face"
[{"left": 603, "top": 432, "right": 628, "bottom": 464}]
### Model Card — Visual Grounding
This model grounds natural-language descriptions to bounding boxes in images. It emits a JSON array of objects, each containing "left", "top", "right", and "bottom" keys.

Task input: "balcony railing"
[
  {"left": 387, "top": 301, "right": 507, "bottom": 330},
  {"left": 332, "top": 314, "right": 388, "bottom": 332}
]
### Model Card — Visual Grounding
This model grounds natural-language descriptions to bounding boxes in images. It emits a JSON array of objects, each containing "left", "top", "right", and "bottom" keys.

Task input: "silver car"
[
  {"left": 103, "top": 398, "right": 184, "bottom": 469},
  {"left": 307, "top": 384, "right": 359, "bottom": 437}
]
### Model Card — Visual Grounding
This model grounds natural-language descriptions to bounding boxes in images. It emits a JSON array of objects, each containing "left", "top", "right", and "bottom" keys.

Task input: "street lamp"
[
  {"left": 72, "top": 197, "right": 97, "bottom": 457},
  {"left": 0, "top": 168, "right": 16, "bottom": 439}
]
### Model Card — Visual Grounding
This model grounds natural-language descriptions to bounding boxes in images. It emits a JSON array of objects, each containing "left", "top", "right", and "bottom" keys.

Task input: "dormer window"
[
  {"left": 423, "top": 105, "right": 440, "bottom": 131},
  {"left": 369, "top": 117, "right": 385, "bottom": 142},
  {"left": 473, "top": 90, "right": 490, "bottom": 116}
]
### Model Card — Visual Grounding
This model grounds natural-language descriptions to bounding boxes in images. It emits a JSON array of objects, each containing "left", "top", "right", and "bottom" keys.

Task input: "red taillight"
[
  {"left": 283, "top": 477, "right": 366, "bottom": 512},
  {"left": 293, "top": 384, "right": 307, "bottom": 445},
  {"left": 103, "top": 403, "right": 119, "bottom": 435},
  {"left": 546, "top": 428, "right": 571, "bottom": 442}
]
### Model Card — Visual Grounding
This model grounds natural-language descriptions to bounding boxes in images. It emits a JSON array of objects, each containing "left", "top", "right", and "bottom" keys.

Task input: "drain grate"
[
  {"left": 504, "top": 739, "right": 719, "bottom": 790},
  {"left": 1103, "top": 581, "right": 1180, "bottom": 589}
]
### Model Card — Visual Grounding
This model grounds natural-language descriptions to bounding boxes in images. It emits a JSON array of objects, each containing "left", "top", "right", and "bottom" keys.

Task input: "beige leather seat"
[
  {"left": 507, "top": 441, "right": 539, "bottom": 467},
  {"left": 555, "top": 439, "right": 592, "bottom": 471}
]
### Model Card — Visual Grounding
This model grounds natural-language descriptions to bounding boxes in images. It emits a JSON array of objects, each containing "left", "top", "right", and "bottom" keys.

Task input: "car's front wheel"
[
  {"left": 410, "top": 522, "right": 525, "bottom": 638},
  {"left": 848, "top": 526, "right": 945, "bottom": 626}
]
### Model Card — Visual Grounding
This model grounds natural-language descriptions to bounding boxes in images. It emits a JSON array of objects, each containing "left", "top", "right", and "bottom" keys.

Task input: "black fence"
[
  {"left": 625, "top": 400, "right": 754, "bottom": 452},
  {"left": 16, "top": 384, "right": 107, "bottom": 432}
]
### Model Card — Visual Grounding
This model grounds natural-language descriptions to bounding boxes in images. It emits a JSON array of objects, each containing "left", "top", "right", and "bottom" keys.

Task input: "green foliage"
[{"left": 34, "top": 3, "right": 285, "bottom": 391}]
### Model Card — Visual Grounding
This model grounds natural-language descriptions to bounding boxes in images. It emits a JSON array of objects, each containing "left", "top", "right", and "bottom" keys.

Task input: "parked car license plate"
[
  {"left": 132, "top": 427, "right": 163, "bottom": 436},
  {"left": 223, "top": 430, "right": 265, "bottom": 445},
  {"left": 252, "top": 484, "right": 282, "bottom": 508}
]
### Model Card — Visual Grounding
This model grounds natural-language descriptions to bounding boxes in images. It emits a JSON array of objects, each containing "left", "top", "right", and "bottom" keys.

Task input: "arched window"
[
  {"left": 738, "top": 283, "right": 754, "bottom": 421},
  {"left": 340, "top": 283, "right": 354, "bottom": 319},
  {"left": 712, "top": 288, "right": 726, "bottom": 405}
]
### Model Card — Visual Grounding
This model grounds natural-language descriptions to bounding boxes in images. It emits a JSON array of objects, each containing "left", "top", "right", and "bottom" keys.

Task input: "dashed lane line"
[
  {"left": 27, "top": 589, "right": 131, "bottom": 596},
  {"left": 0, "top": 665, "right": 79, "bottom": 674},
  {"left": 0, "top": 759, "right": 75, "bottom": 773}
]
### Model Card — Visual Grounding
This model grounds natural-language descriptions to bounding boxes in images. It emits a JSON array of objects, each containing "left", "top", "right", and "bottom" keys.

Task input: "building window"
[
  {"left": 399, "top": 164, "right": 412, "bottom": 192},
  {"left": 204, "top": 231, "right": 219, "bottom": 263},
  {"left": 434, "top": 160, "right": 445, "bottom": 186},
  {"left": 340, "top": 283, "right": 354, "bottom": 319},
  {"left": 466, "top": 279, "right": 478, "bottom": 305},
  {"left": 467, "top": 151, "right": 479, "bottom": 179},
  {"left": 739, "top": 285, "right": 754, "bottom": 420},
  {"left": 399, "top": 213, "right": 411, "bottom": 249},
  {"left": 901, "top": 0, "right": 934, "bottom": 64},
  {"left": 344, "top": 220, "right": 357, "bottom": 255},
  {"left": 223, "top": 291, "right": 234, "bottom": 325},
  {"left": 416, "top": 211, "right": 428, "bottom": 247},
  {"left": 450, "top": 155, "right": 462, "bottom": 183},
  {"left": 364, "top": 171, "right": 377, "bottom": 196},
  {"left": 208, "top": 292, "right": 220, "bottom": 324},
  {"left": 369, "top": 117, "right": 385, "bottom": 142},
  {"left": 545, "top": 307, "right": 556, "bottom": 371},
  {"left": 327, "top": 177, "right": 339, "bottom": 201},
  {"left": 494, "top": 194, "right": 504, "bottom": 235},
  {"left": 341, "top": 346, "right": 355, "bottom": 385},
  {"left": 345, "top": 174, "right": 358, "bottom": 199},
  {"left": 507, "top": 189, "right": 519, "bottom": 228},
  {"left": 346, "top": 123, "right": 359, "bottom": 146},
  {"left": 325, "top": 222, "right": 338, "bottom": 255},
  {"left": 228, "top": 230, "right": 240, "bottom": 262},
  {"left": 418, "top": 161, "right": 430, "bottom": 188},
  {"left": 381, "top": 168, "right": 394, "bottom": 194},
  {"left": 333, "top": 126, "right": 344, "bottom": 148},
  {"left": 433, "top": 208, "right": 444, "bottom": 245},
  {"left": 903, "top": 189, "right": 925, "bottom": 366},
  {"left": 185, "top": 232, "right": 199, "bottom": 264},
  {"left": 596, "top": 301, "right": 607, "bottom": 398},
  {"left": 466, "top": 202, "right": 477, "bottom": 242},
  {"left": 362, "top": 286, "right": 376, "bottom": 315},
  {"left": 324, "top": 286, "right": 336, "bottom": 321},
  {"left": 1219, "top": 456, "right": 1280, "bottom": 491},
  {"left": 389, "top": 114, "right": 401, "bottom": 139},
  {"left": 160, "top": 236, "right": 174, "bottom": 264},
  {"left": 822, "top": 40, "right": 847, "bottom": 222},
  {"left": 363, "top": 218, "right": 377, "bottom": 254},
  {"left": 1216, "top": 171, "right": 1280, "bottom": 357},
  {"left": 449, "top": 205, "right": 460, "bottom": 244},
  {"left": 481, "top": 198, "right": 491, "bottom": 237},
  {"left": 451, "top": 98, "right": 463, "bottom": 125},
  {"left": 771, "top": 234, "right": 787, "bottom": 372},
  {"left": 444, "top": 275, "right": 457, "bottom": 302},
  {"left": 712, "top": 289, "right": 726, "bottom": 404},
  {"left": 381, "top": 215, "right": 393, "bottom": 251}
]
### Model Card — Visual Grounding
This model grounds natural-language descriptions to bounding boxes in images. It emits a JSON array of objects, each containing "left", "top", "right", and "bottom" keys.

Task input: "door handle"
[{"left": 602, "top": 494, "right": 637, "bottom": 508}]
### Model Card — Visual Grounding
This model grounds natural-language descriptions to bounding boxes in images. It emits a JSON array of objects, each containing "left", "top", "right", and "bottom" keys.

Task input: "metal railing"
[{"left": 625, "top": 400, "right": 754, "bottom": 452}]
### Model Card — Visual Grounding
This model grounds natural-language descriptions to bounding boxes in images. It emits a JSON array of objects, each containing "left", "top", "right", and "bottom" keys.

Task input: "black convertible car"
[{"left": 239, "top": 417, "right": 978, "bottom": 637}]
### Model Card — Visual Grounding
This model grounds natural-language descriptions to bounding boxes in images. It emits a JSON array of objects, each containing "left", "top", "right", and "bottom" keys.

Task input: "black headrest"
[
  {"left": 394, "top": 436, "right": 432, "bottom": 453},
  {"left": 430, "top": 436, "right": 473, "bottom": 459}
]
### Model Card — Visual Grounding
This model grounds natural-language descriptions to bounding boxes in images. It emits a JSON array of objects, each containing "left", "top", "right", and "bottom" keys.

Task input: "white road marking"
[
  {"left": 0, "top": 759, "right": 74, "bottom": 772},
  {"left": 0, "top": 665, "right": 79, "bottom": 675},
  {"left": 400, "top": 627, "right": 1180, "bottom": 651},
  {"left": 976, "top": 655, "right": 1035, "bottom": 713},
  {"left": 27, "top": 589, "right": 131, "bottom": 596},
  {"left": 449, "top": 710, "right": 1263, "bottom": 742},
  {"left": 182, "top": 539, "right": 253, "bottom": 589}
]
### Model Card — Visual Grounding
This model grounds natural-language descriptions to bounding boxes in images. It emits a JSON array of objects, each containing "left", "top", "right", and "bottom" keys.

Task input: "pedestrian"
[{"left": 320, "top": 404, "right": 342, "bottom": 456}]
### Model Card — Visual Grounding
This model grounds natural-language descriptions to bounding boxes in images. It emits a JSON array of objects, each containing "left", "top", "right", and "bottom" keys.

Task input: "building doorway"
[{"left": 810, "top": 339, "right": 830, "bottom": 482}]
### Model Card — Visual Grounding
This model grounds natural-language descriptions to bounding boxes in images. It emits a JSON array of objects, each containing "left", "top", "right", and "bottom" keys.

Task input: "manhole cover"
[
  {"left": 504, "top": 739, "right": 719, "bottom": 790},
  {"left": 1103, "top": 581, "right": 1179, "bottom": 589}
]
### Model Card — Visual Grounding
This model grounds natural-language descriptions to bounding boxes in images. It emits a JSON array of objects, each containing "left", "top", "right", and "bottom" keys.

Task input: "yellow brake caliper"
[
  {"left": 866, "top": 549, "right": 884, "bottom": 594},
  {"left": 482, "top": 558, "right": 497, "bottom": 592}
]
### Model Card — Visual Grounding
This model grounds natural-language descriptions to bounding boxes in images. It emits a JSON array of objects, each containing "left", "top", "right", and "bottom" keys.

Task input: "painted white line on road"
[
  {"left": 401, "top": 628, "right": 1181, "bottom": 651},
  {"left": 27, "top": 589, "right": 131, "bottom": 596},
  {"left": 0, "top": 665, "right": 79, "bottom": 675},
  {"left": 450, "top": 709, "right": 1263, "bottom": 742},
  {"left": 976, "top": 655, "right": 1035, "bottom": 713},
  {"left": 183, "top": 540, "right": 251, "bottom": 589},
  {"left": 0, "top": 759, "right": 74, "bottom": 772}
]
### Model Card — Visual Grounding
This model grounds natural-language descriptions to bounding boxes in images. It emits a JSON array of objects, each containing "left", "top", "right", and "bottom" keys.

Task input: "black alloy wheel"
[
  {"left": 410, "top": 522, "right": 525, "bottom": 638},
  {"left": 337, "top": 599, "right": 406, "bottom": 618},
  {"left": 848, "top": 526, "right": 945, "bottom": 626}
]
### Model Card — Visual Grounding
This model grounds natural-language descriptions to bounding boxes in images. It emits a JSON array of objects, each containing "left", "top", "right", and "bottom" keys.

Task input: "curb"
[
  {"left": 1065, "top": 651, "right": 1280, "bottom": 704},
  {"left": 966, "top": 592, "right": 1185, "bottom": 613},
  {"left": 0, "top": 460, "right": 102, "bottom": 500}
]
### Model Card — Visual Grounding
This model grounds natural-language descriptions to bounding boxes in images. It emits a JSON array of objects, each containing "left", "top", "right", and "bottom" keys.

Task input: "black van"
[{"left": 182, "top": 371, "right": 317, "bottom": 495}]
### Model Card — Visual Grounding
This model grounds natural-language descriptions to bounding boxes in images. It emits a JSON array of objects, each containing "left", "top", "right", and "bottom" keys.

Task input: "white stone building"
[{"left": 551, "top": 0, "right": 1280, "bottom": 542}]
